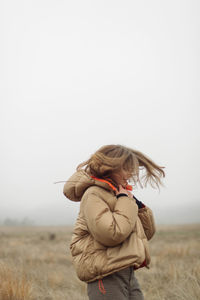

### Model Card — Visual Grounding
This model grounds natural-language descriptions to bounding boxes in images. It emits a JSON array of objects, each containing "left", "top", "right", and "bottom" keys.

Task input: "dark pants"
[{"left": 87, "top": 267, "right": 144, "bottom": 300}]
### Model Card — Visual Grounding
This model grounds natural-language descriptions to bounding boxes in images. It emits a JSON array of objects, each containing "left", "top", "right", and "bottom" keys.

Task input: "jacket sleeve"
[
  {"left": 138, "top": 207, "right": 156, "bottom": 240},
  {"left": 82, "top": 193, "right": 138, "bottom": 247}
]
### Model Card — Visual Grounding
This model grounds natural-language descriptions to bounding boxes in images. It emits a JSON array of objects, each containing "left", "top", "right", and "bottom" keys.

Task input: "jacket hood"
[{"left": 63, "top": 170, "right": 116, "bottom": 202}]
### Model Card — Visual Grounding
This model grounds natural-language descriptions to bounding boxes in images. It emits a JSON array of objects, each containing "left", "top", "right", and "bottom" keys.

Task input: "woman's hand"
[
  {"left": 116, "top": 185, "right": 133, "bottom": 197},
  {"left": 127, "top": 190, "right": 133, "bottom": 198}
]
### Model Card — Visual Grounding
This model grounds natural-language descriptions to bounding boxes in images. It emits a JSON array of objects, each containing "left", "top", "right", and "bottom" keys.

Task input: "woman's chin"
[{"left": 122, "top": 183, "right": 128, "bottom": 188}]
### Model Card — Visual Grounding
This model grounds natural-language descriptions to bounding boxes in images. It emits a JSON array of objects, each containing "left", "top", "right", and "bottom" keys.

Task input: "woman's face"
[{"left": 112, "top": 169, "right": 132, "bottom": 188}]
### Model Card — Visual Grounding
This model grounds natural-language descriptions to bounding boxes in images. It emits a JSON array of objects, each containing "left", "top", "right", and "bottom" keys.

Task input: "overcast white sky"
[{"left": 1, "top": 0, "right": 200, "bottom": 225}]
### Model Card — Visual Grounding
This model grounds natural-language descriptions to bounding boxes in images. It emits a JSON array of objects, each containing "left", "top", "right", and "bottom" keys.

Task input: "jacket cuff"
[{"left": 116, "top": 193, "right": 128, "bottom": 199}]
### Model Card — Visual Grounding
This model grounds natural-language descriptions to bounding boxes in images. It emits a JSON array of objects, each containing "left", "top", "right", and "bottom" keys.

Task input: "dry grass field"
[{"left": 0, "top": 224, "right": 200, "bottom": 300}]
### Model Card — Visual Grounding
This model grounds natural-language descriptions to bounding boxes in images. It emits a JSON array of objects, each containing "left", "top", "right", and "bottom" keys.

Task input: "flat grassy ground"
[{"left": 0, "top": 224, "right": 200, "bottom": 300}]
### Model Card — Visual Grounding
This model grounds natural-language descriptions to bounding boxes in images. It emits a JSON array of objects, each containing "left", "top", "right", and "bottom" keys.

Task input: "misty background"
[{"left": 1, "top": 0, "right": 199, "bottom": 226}]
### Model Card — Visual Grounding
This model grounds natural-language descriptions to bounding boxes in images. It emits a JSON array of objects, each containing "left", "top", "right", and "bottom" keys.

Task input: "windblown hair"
[{"left": 77, "top": 144, "right": 165, "bottom": 188}]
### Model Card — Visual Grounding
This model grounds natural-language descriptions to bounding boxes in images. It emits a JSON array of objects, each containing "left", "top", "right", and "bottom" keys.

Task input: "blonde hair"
[{"left": 77, "top": 144, "right": 165, "bottom": 188}]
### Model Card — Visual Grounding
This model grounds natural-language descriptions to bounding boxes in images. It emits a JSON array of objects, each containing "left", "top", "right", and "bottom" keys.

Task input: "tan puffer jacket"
[{"left": 63, "top": 170, "right": 155, "bottom": 283}]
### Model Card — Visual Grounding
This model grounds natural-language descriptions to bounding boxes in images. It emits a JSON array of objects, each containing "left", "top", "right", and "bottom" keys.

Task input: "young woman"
[{"left": 63, "top": 144, "right": 165, "bottom": 299}]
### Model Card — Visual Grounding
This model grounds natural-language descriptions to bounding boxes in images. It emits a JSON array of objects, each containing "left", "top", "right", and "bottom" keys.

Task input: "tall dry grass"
[
  {"left": 0, "top": 263, "right": 32, "bottom": 300},
  {"left": 0, "top": 224, "right": 200, "bottom": 300}
]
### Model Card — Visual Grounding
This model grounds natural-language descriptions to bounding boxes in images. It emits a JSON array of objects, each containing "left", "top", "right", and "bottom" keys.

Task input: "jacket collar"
[
  {"left": 91, "top": 176, "right": 133, "bottom": 192},
  {"left": 91, "top": 176, "right": 117, "bottom": 192}
]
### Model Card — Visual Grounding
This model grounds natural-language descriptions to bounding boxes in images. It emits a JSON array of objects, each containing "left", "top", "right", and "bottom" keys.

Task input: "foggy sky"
[{"left": 1, "top": 0, "right": 200, "bottom": 225}]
